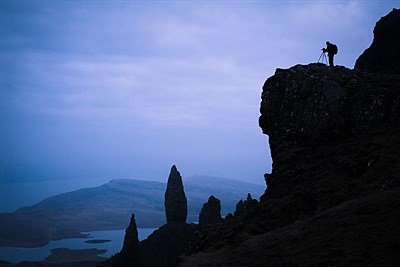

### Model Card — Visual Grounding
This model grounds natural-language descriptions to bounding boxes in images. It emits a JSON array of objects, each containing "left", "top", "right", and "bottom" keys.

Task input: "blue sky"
[{"left": 0, "top": 1, "right": 398, "bottom": 210}]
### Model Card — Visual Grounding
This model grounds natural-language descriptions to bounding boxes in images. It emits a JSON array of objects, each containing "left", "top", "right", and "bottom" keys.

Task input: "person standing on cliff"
[{"left": 322, "top": 41, "right": 338, "bottom": 66}]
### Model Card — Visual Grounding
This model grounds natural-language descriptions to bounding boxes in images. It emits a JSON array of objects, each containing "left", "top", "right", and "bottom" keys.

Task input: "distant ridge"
[{"left": 0, "top": 176, "right": 263, "bottom": 247}]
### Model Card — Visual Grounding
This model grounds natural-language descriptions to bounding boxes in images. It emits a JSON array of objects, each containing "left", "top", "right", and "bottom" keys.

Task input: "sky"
[{"left": 0, "top": 0, "right": 398, "bottom": 211}]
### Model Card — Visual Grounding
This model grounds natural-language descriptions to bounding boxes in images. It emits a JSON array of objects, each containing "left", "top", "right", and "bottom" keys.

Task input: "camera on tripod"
[{"left": 318, "top": 49, "right": 328, "bottom": 64}]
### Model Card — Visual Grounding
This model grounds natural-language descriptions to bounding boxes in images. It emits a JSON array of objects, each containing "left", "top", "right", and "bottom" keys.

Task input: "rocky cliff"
[
  {"left": 355, "top": 8, "right": 400, "bottom": 74},
  {"left": 178, "top": 9, "right": 400, "bottom": 267}
]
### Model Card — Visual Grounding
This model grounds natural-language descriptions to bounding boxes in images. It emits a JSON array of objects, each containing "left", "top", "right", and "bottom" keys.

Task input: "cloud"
[{"left": 1, "top": 0, "right": 397, "bottom": 188}]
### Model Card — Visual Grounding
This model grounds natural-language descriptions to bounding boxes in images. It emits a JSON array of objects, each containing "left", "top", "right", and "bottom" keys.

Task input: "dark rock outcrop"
[
  {"left": 178, "top": 10, "right": 400, "bottom": 267},
  {"left": 139, "top": 166, "right": 195, "bottom": 267},
  {"left": 198, "top": 195, "right": 223, "bottom": 226},
  {"left": 139, "top": 222, "right": 195, "bottom": 267},
  {"left": 120, "top": 214, "right": 141, "bottom": 262},
  {"left": 165, "top": 165, "right": 188, "bottom": 223},
  {"left": 259, "top": 63, "right": 400, "bottom": 203},
  {"left": 97, "top": 214, "right": 141, "bottom": 267},
  {"left": 140, "top": 165, "right": 196, "bottom": 267},
  {"left": 355, "top": 8, "right": 400, "bottom": 74},
  {"left": 224, "top": 213, "right": 233, "bottom": 221},
  {"left": 233, "top": 199, "right": 245, "bottom": 216},
  {"left": 244, "top": 193, "right": 258, "bottom": 209},
  {"left": 99, "top": 166, "right": 195, "bottom": 267}
]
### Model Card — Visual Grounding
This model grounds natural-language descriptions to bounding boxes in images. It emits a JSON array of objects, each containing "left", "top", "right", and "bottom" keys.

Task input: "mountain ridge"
[{"left": 0, "top": 176, "right": 263, "bottom": 248}]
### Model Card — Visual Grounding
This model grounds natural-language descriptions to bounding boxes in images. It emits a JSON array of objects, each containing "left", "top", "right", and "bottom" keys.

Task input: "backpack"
[{"left": 332, "top": 44, "right": 338, "bottom": 55}]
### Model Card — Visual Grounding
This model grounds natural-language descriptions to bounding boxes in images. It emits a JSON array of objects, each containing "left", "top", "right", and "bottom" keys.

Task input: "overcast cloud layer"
[{"left": 1, "top": 1, "right": 398, "bottom": 210}]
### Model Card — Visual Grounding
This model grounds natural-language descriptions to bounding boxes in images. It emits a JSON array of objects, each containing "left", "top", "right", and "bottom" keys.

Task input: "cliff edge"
[{"left": 178, "top": 9, "right": 400, "bottom": 267}]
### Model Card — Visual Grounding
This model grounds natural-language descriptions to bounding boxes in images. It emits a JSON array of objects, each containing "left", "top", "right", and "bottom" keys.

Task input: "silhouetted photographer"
[{"left": 322, "top": 41, "right": 338, "bottom": 66}]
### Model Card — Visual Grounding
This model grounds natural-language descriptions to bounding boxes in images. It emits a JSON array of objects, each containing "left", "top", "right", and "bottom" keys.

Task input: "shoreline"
[
  {"left": 0, "top": 247, "right": 108, "bottom": 267},
  {"left": 45, "top": 247, "right": 108, "bottom": 263}
]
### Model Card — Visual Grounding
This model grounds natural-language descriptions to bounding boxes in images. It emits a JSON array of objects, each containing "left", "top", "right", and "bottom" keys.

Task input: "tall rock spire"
[
  {"left": 164, "top": 165, "right": 187, "bottom": 223},
  {"left": 121, "top": 213, "right": 140, "bottom": 254},
  {"left": 97, "top": 213, "right": 141, "bottom": 267}
]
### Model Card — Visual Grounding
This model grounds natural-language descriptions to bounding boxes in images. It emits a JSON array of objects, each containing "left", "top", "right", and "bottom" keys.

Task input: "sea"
[{"left": 0, "top": 228, "right": 156, "bottom": 264}]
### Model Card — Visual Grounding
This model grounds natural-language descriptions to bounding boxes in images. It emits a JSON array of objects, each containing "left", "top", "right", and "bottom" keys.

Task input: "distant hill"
[{"left": 0, "top": 176, "right": 264, "bottom": 247}]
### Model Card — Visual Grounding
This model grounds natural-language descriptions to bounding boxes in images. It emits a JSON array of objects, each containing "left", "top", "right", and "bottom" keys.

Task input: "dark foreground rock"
[
  {"left": 198, "top": 196, "right": 223, "bottom": 226},
  {"left": 355, "top": 8, "right": 400, "bottom": 74},
  {"left": 97, "top": 214, "right": 141, "bottom": 267},
  {"left": 97, "top": 217, "right": 196, "bottom": 267},
  {"left": 1, "top": 259, "right": 100, "bottom": 267},
  {"left": 140, "top": 222, "right": 196, "bottom": 267},
  {"left": 45, "top": 248, "right": 107, "bottom": 264},
  {"left": 179, "top": 188, "right": 400, "bottom": 266},
  {"left": 259, "top": 63, "right": 400, "bottom": 205},
  {"left": 178, "top": 9, "right": 400, "bottom": 266},
  {"left": 179, "top": 63, "right": 400, "bottom": 266},
  {"left": 4, "top": 263, "right": 99, "bottom": 267}
]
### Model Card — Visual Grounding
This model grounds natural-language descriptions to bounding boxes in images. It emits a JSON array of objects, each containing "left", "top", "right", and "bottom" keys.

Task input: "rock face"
[
  {"left": 198, "top": 195, "right": 223, "bottom": 226},
  {"left": 121, "top": 214, "right": 141, "bottom": 259},
  {"left": 178, "top": 10, "right": 400, "bottom": 267},
  {"left": 140, "top": 222, "right": 195, "bottom": 267},
  {"left": 97, "top": 214, "right": 141, "bottom": 267},
  {"left": 259, "top": 63, "right": 400, "bottom": 203},
  {"left": 233, "top": 199, "right": 245, "bottom": 216},
  {"left": 355, "top": 8, "right": 400, "bottom": 74},
  {"left": 165, "top": 165, "right": 188, "bottom": 223}
]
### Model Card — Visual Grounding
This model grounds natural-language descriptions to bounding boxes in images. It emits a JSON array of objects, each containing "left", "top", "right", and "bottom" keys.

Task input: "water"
[{"left": 0, "top": 228, "right": 156, "bottom": 264}]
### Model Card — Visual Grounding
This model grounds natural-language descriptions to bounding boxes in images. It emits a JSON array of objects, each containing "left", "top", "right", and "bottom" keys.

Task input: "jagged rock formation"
[
  {"left": 355, "top": 8, "right": 400, "bottom": 74},
  {"left": 233, "top": 199, "right": 245, "bottom": 216},
  {"left": 139, "top": 165, "right": 195, "bottom": 267},
  {"left": 98, "top": 166, "right": 195, "bottom": 267},
  {"left": 165, "top": 165, "right": 188, "bottom": 223},
  {"left": 178, "top": 9, "right": 400, "bottom": 267},
  {"left": 198, "top": 196, "right": 223, "bottom": 226},
  {"left": 244, "top": 193, "right": 258, "bottom": 209},
  {"left": 224, "top": 213, "right": 233, "bottom": 221},
  {"left": 121, "top": 214, "right": 141, "bottom": 262},
  {"left": 98, "top": 214, "right": 141, "bottom": 267}
]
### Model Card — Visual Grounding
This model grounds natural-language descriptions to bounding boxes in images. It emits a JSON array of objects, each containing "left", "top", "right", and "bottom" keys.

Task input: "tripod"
[{"left": 318, "top": 51, "right": 328, "bottom": 65}]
